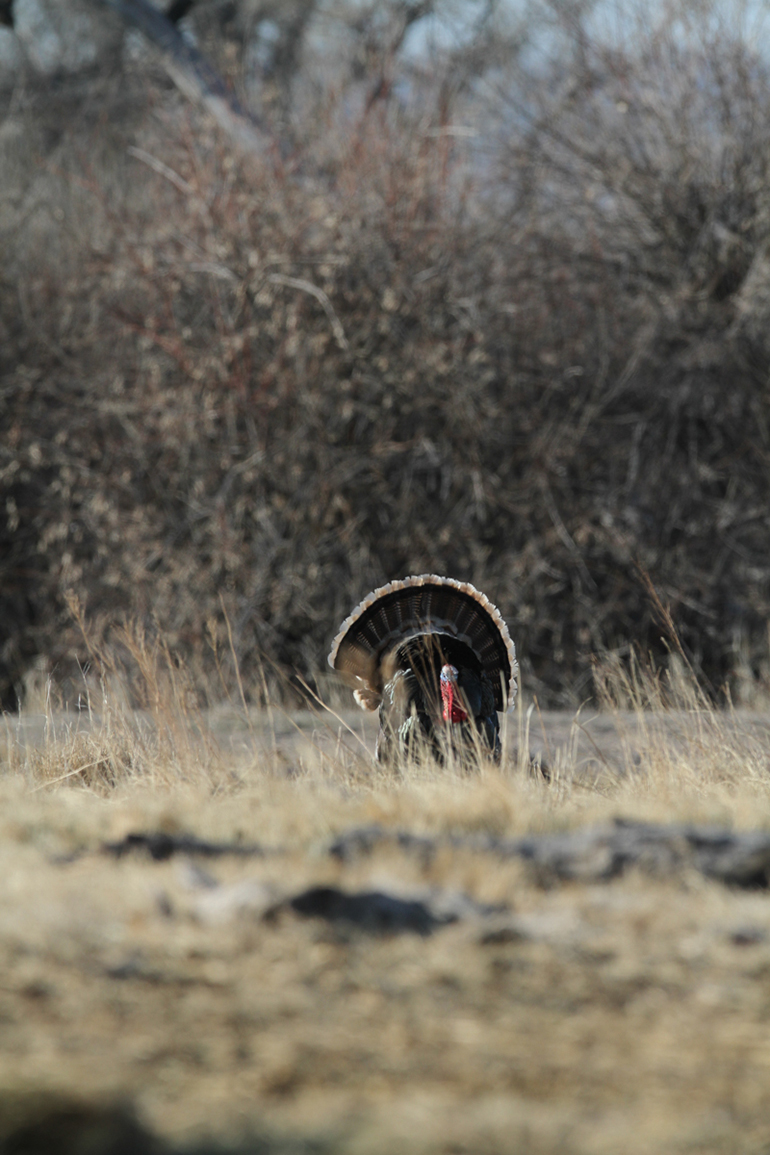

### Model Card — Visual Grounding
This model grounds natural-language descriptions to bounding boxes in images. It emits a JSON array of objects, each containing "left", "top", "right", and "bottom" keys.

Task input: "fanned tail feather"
[{"left": 328, "top": 575, "right": 517, "bottom": 713}]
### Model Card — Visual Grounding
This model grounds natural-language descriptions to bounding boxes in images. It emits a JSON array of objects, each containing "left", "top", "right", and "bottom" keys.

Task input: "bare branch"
[
  {"left": 267, "top": 273, "right": 349, "bottom": 351},
  {"left": 100, "top": 0, "right": 272, "bottom": 157}
]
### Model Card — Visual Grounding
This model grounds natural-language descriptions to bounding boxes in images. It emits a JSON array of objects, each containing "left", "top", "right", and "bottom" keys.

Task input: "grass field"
[{"left": 3, "top": 656, "right": 770, "bottom": 1154}]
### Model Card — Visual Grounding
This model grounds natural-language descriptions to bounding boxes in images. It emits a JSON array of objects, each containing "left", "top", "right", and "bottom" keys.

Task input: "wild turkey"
[{"left": 328, "top": 575, "right": 517, "bottom": 763}]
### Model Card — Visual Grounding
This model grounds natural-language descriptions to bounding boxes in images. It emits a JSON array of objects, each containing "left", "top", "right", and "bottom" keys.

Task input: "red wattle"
[{"left": 441, "top": 682, "right": 468, "bottom": 724}]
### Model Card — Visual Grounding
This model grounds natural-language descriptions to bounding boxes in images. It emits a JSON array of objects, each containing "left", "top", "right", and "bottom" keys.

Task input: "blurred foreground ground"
[{"left": 2, "top": 705, "right": 770, "bottom": 1153}]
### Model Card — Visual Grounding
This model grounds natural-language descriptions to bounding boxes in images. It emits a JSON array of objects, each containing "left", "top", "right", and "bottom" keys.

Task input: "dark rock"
[
  {"left": 729, "top": 926, "right": 766, "bottom": 947},
  {"left": 279, "top": 884, "right": 507, "bottom": 937},
  {"left": 101, "top": 832, "right": 265, "bottom": 862},
  {"left": 286, "top": 885, "right": 449, "bottom": 936},
  {"left": 326, "top": 819, "right": 770, "bottom": 890},
  {"left": 0, "top": 1094, "right": 165, "bottom": 1155},
  {"left": 328, "top": 825, "right": 435, "bottom": 864}
]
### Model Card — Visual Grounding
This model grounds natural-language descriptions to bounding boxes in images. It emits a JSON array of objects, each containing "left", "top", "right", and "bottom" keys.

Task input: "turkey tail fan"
[{"left": 328, "top": 574, "right": 518, "bottom": 712}]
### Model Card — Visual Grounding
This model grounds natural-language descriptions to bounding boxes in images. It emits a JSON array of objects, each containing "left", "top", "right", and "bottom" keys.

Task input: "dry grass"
[{"left": 3, "top": 645, "right": 770, "bottom": 1152}]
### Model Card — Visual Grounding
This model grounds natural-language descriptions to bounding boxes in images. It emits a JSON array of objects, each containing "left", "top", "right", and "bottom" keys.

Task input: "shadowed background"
[{"left": 3, "top": 0, "right": 770, "bottom": 710}]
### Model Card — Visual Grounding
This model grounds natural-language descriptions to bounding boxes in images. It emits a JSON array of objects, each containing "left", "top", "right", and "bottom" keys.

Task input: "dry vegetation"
[
  {"left": 4, "top": 0, "right": 770, "bottom": 708},
  {"left": 1, "top": 636, "right": 770, "bottom": 1153},
  {"left": 5, "top": 2, "right": 770, "bottom": 1151}
]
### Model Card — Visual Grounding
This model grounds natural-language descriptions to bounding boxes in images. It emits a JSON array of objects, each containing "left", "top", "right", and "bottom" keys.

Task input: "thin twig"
[
  {"left": 267, "top": 274, "right": 349, "bottom": 350},
  {"left": 219, "top": 596, "right": 256, "bottom": 744},
  {"left": 635, "top": 562, "right": 715, "bottom": 704},
  {"left": 533, "top": 694, "right": 553, "bottom": 767},
  {"left": 294, "top": 675, "right": 373, "bottom": 758},
  {"left": 29, "top": 760, "right": 104, "bottom": 793},
  {"left": 573, "top": 719, "right": 613, "bottom": 771},
  {"left": 127, "top": 146, "right": 194, "bottom": 195}
]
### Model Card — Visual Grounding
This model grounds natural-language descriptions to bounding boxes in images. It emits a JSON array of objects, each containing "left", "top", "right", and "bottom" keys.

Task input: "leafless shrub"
[{"left": 2, "top": 0, "right": 770, "bottom": 708}]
